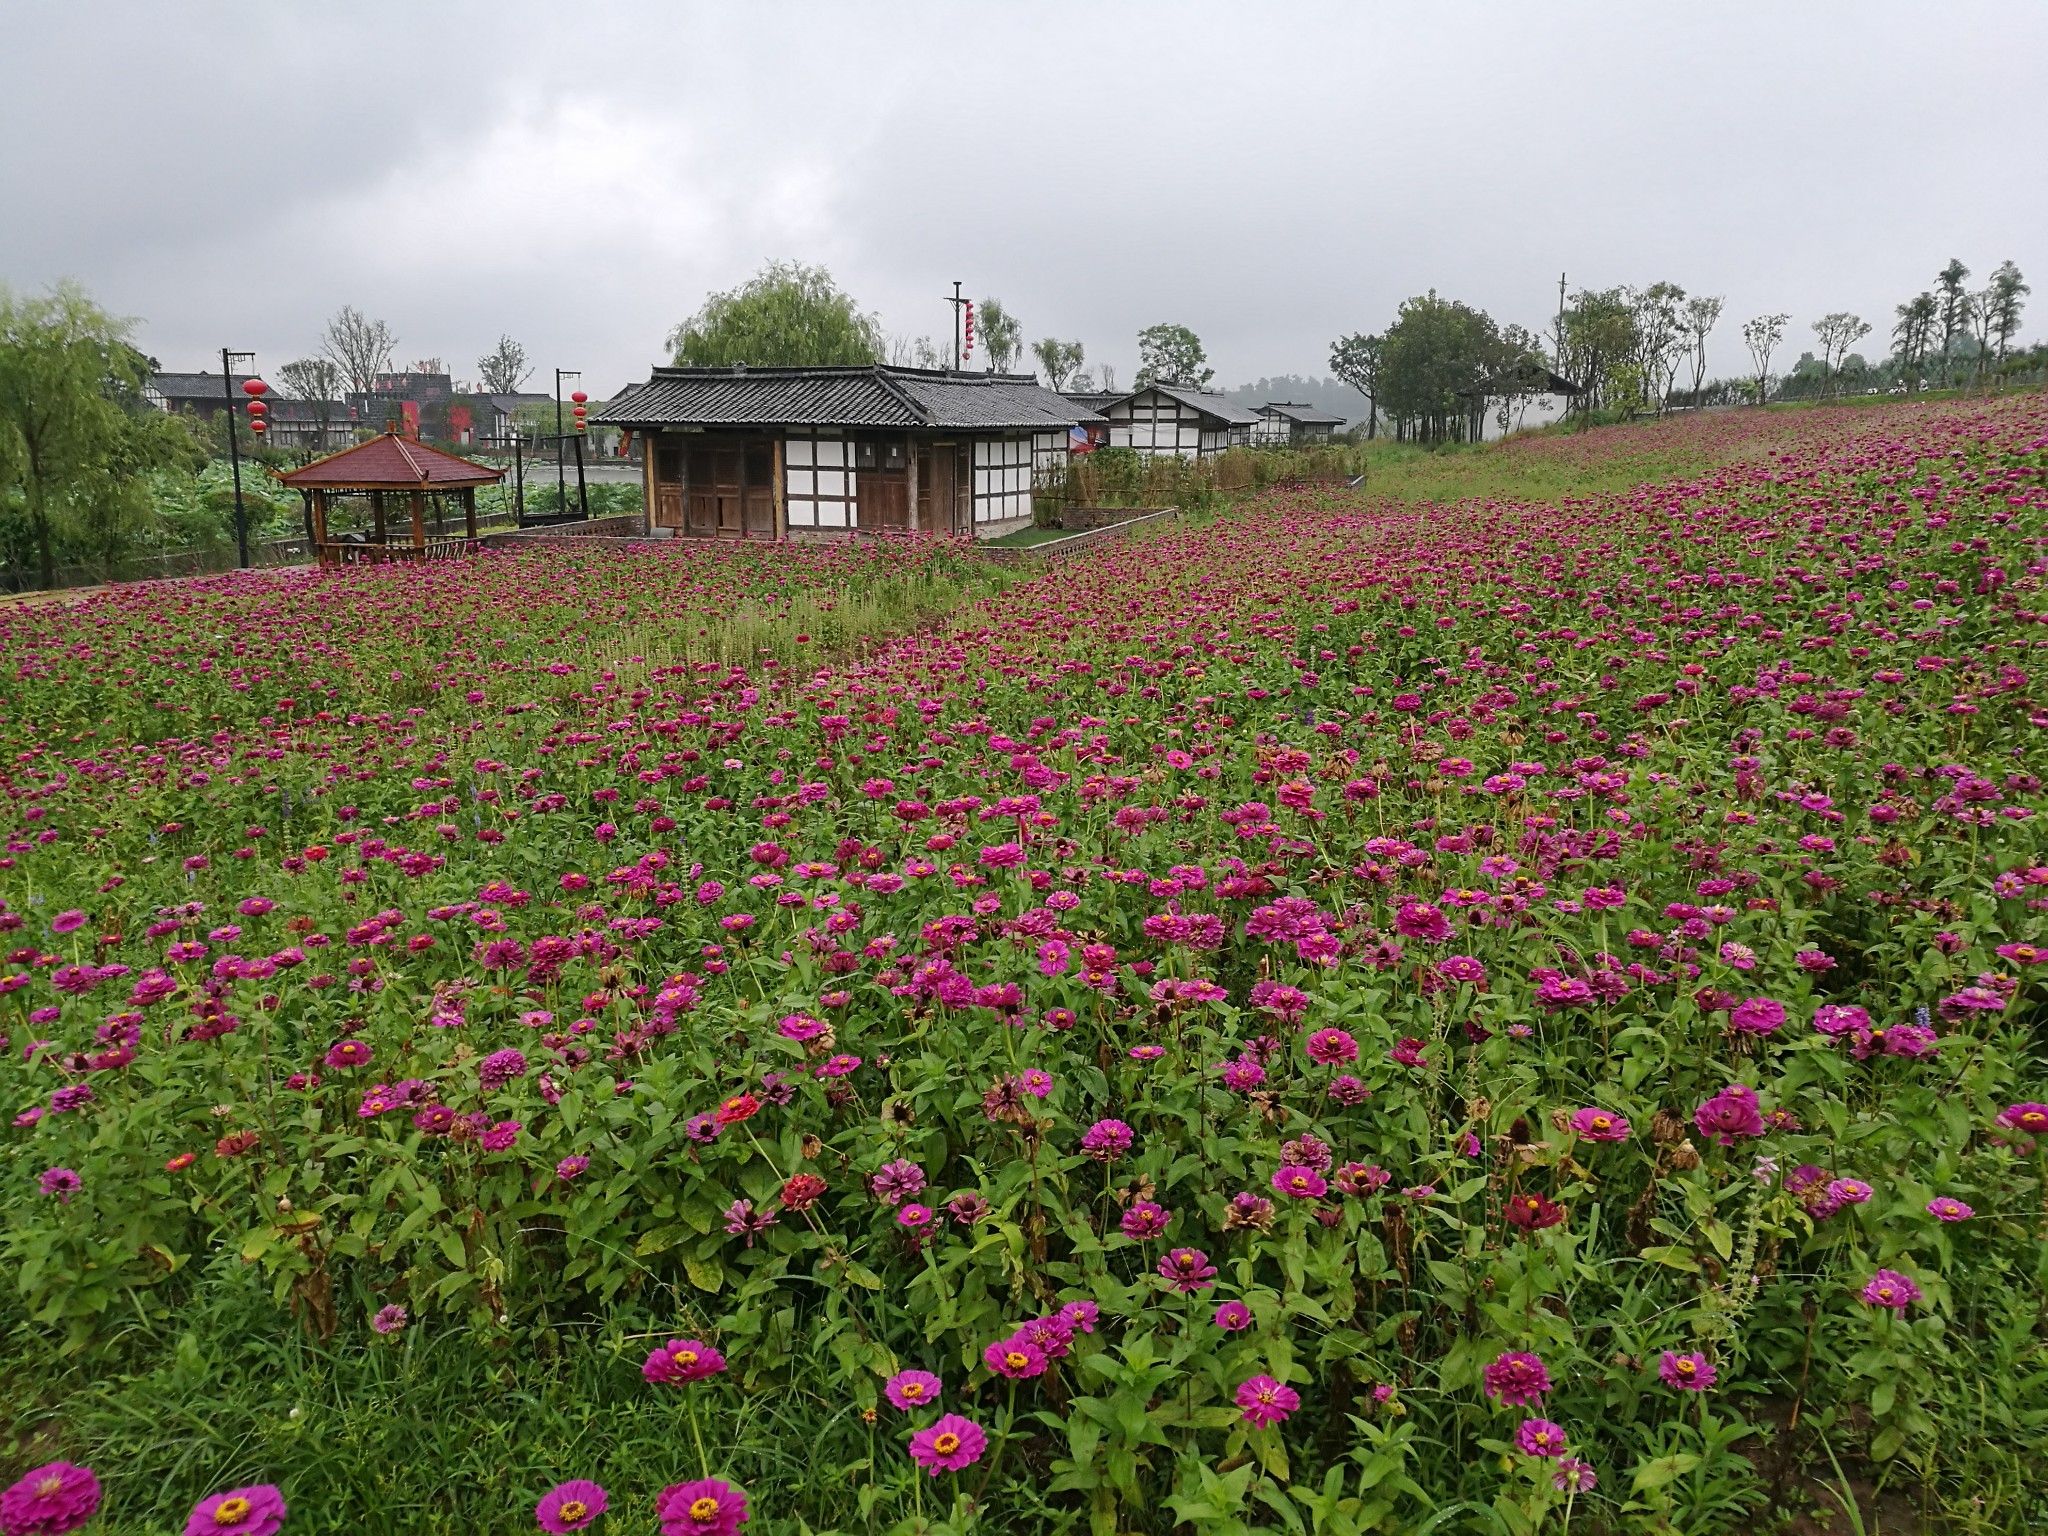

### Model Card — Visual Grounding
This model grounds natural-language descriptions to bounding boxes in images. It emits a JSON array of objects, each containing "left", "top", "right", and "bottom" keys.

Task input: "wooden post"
[
  {"left": 463, "top": 487, "right": 477, "bottom": 540},
  {"left": 906, "top": 436, "right": 920, "bottom": 533},
  {"left": 372, "top": 490, "right": 386, "bottom": 544},
  {"left": 772, "top": 435, "right": 787, "bottom": 542},
  {"left": 641, "top": 435, "right": 658, "bottom": 536},
  {"left": 311, "top": 489, "right": 328, "bottom": 547},
  {"left": 410, "top": 488, "right": 426, "bottom": 549}
]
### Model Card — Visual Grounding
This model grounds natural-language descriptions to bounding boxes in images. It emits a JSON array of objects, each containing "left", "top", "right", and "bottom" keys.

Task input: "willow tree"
[
  {"left": 0, "top": 282, "right": 193, "bottom": 588},
  {"left": 667, "top": 261, "right": 884, "bottom": 367}
]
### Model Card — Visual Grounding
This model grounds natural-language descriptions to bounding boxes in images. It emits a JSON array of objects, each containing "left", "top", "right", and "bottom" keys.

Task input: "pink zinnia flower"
[
  {"left": 983, "top": 1336, "right": 1048, "bottom": 1379},
  {"left": 1304, "top": 1027, "right": 1358, "bottom": 1064},
  {"left": 1926, "top": 1197, "right": 1973, "bottom": 1222},
  {"left": 1120, "top": 1201, "right": 1170, "bottom": 1240},
  {"left": 1158, "top": 1247, "right": 1217, "bottom": 1291},
  {"left": 1860, "top": 1269, "right": 1923, "bottom": 1313},
  {"left": 1728, "top": 997, "right": 1786, "bottom": 1035},
  {"left": 1, "top": 1462, "right": 101, "bottom": 1536},
  {"left": 656, "top": 1478, "right": 749, "bottom": 1536},
  {"left": 535, "top": 1479, "right": 608, "bottom": 1532},
  {"left": 644, "top": 1337, "right": 727, "bottom": 1383},
  {"left": 1571, "top": 1107, "right": 1629, "bottom": 1142},
  {"left": 907, "top": 1414, "right": 987, "bottom": 1474},
  {"left": 1270, "top": 1164, "right": 1328, "bottom": 1200},
  {"left": 1079, "top": 1118, "right": 1134, "bottom": 1161},
  {"left": 185, "top": 1485, "right": 286, "bottom": 1536},
  {"left": 1483, "top": 1351, "right": 1550, "bottom": 1406},
  {"left": 1235, "top": 1374, "right": 1300, "bottom": 1426},
  {"left": 1515, "top": 1418, "right": 1568, "bottom": 1458},
  {"left": 1213, "top": 1300, "right": 1252, "bottom": 1332},
  {"left": 1693, "top": 1083, "right": 1766, "bottom": 1146},
  {"left": 885, "top": 1369, "right": 943, "bottom": 1410},
  {"left": 1658, "top": 1351, "right": 1716, "bottom": 1392}
]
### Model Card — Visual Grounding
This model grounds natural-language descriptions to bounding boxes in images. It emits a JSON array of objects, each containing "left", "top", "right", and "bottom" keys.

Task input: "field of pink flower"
[{"left": 2, "top": 396, "right": 2045, "bottom": 1536}]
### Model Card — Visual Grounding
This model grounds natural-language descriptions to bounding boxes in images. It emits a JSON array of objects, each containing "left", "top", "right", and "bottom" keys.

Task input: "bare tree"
[
  {"left": 1811, "top": 313, "right": 1871, "bottom": 398},
  {"left": 475, "top": 335, "right": 533, "bottom": 395},
  {"left": 1681, "top": 294, "right": 1724, "bottom": 405},
  {"left": 1741, "top": 313, "right": 1790, "bottom": 405},
  {"left": 320, "top": 306, "right": 397, "bottom": 396},
  {"left": 277, "top": 357, "right": 343, "bottom": 442}
]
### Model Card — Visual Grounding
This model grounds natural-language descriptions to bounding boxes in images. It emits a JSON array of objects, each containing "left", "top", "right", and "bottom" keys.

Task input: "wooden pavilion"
[{"left": 276, "top": 432, "right": 505, "bottom": 568}]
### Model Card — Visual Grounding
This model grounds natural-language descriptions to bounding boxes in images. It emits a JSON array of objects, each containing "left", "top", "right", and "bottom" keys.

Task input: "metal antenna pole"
[{"left": 952, "top": 281, "right": 963, "bottom": 371}]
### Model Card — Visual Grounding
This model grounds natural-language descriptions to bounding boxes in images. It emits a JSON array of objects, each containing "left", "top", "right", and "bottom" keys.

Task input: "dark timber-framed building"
[{"left": 594, "top": 365, "right": 1101, "bottom": 540}]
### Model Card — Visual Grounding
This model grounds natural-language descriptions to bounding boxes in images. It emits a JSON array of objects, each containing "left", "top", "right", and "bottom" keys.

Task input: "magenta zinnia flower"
[
  {"left": 1158, "top": 1247, "right": 1217, "bottom": 1291},
  {"left": 644, "top": 1337, "right": 727, "bottom": 1383},
  {"left": 1213, "top": 1300, "right": 1252, "bottom": 1331},
  {"left": 185, "top": 1484, "right": 286, "bottom": 1536},
  {"left": 1693, "top": 1083, "right": 1766, "bottom": 1146},
  {"left": 1658, "top": 1351, "right": 1716, "bottom": 1391},
  {"left": 1515, "top": 1418, "right": 1569, "bottom": 1458},
  {"left": 535, "top": 1479, "right": 608, "bottom": 1532},
  {"left": 371, "top": 1303, "right": 408, "bottom": 1334},
  {"left": 1483, "top": 1351, "right": 1551, "bottom": 1406},
  {"left": 1570, "top": 1107, "right": 1629, "bottom": 1142},
  {"left": 1079, "top": 1118, "right": 1134, "bottom": 1161},
  {"left": 1234, "top": 1374, "right": 1300, "bottom": 1426},
  {"left": 1304, "top": 1028, "right": 1358, "bottom": 1065},
  {"left": 37, "top": 1168, "right": 81, "bottom": 1203},
  {"left": 1, "top": 1461, "right": 101, "bottom": 1536},
  {"left": 884, "top": 1368, "right": 943, "bottom": 1410},
  {"left": 908, "top": 1414, "right": 987, "bottom": 1474},
  {"left": 1120, "top": 1201, "right": 1170, "bottom": 1240},
  {"left": 1270, "top": 1164, "right": 1328, "bottom": 1200},
  {"left": 656, "top": 1478, "right": 748, "bottom": 1536},
  {"left": 982, "top": 1336, "right": 1048, "bottom": 1379},
  {"left": 1926, "top": 1197, "right": 1972, "bottom": 1222},
  {"left": 1860, "top": 1269, "right": 1923, "bottom": 1313}
]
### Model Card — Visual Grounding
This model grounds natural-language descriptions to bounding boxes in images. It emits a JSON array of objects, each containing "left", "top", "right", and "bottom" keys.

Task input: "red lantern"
[
  {"left": 241, "top": 378, "right": 268, "bottom": 398},
  {"left": 246, "top": 400, "right": 267, "bottom": 417},
  {"left": 570, "top": 391, "right": 588, "bottom": 404},
  {"left": 249, "top": 418, "right": 267, "bottom": 435}
]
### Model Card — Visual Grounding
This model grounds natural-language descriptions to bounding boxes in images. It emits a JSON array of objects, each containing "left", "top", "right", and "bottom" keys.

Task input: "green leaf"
[
  {"left": 684, "top": 1255, "right": 726, "bottom": 1293},
  {"left": 1631, "top": 1452, "right": 1701, "bottom": 1492}
]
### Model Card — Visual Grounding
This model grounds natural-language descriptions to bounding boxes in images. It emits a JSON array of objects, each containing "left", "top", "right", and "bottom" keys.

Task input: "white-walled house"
[
  {"left": 1251, "top": 401, "right": 1346, "bottom": 446},
  {"left": 595, "top": 365, "right": 1100, "bottom": 539},
  {"left": 1086, "top": 384, "right": 1258, "bottom": 459}
]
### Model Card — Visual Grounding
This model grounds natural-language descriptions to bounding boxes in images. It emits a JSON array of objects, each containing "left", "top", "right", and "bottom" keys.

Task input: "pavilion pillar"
[
  {"left": 410, "top": 489, "right": 427, "bottom": 549},
  {"left": 372, "top": 490, "right": 387, "bottom": 543},
  {"left": 462, "top": 487, "right": 476, "bottom": 540},
  {"left": 311, "top": 489, "right": 328, "bottom": 547}
]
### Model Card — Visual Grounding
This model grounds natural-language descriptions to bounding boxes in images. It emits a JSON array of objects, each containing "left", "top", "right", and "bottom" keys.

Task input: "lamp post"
[
  {"left": 219, "top": 349, "right": 258, "bottom": 569},
  {"left": 553, "top": 368, "right": 581, "bottom": 521},
  {"left": 570, "top": 390, "right": 589, "bottom": 519}
]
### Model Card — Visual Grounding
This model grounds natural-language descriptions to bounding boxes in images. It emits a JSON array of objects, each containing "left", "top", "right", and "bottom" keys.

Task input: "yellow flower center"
[
  {"left": 1289, "top": 1177, "right": 1307, "bottom": 1190},
  {"left": 558, "top": 1501, "right": 588, "bottom": 1523},
  {"left": 689, "top": 1497, "right": 721, "bottom": 1520},
  {"left": 934, "top": 1432, "right": 961, "bottom": 1454},
  {"left": 214, "top": 1498, "right": 252, "bottom": 1526},
  {"left": 1591, "top": 1116, "right": 1610, "bottom": 1130},
  {"left": 1257, "top": 1389, "right": 1276, "bottom": 1403},
  {"left": 675, "top": 1350, "right": 697, "bottom": 1367},
  {"left": 36, "top": 1476, "right": 64, "bottom": 1497},
  {"left": 1677, "top": 1359, "right": 1696, "bottom": 1375},
  {"left": 902, "top": 1383, "right": 925, "bottom": 1399},
  {"left": 1005, "top": 1352, "right": 1028, "bottom": 1369}
]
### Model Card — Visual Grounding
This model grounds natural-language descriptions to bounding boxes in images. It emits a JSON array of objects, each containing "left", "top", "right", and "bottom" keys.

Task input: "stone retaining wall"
[{"left": 978, "top": 507, "right": 1182, "bottom": 567}]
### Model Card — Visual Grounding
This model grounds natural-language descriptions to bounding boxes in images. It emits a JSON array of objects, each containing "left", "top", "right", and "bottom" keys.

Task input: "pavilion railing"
[{"left": 315, "top": 538, "right": 480, "bottom": 569}]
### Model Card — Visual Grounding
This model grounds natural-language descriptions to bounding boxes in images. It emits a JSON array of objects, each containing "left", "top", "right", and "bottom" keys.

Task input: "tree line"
[{"left": 1328, "top": 257, "right": 2032, "bottom": 441}]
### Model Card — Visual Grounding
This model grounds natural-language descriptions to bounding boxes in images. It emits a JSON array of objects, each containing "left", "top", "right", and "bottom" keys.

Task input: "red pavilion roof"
[{"left": 275, "top": 431, "right": 506, "bottom": 490}]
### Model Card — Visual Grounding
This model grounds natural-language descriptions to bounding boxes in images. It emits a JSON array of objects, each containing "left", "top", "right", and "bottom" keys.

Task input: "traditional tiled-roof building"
[{"left": 594, "top": 365, "right": 1101, "bottom": 539}]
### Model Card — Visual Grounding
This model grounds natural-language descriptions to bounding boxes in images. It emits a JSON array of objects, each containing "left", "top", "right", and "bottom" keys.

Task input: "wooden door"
[
  {"left": 714, "top": 448, "right": 744, "bottom": 536},
  {"left": 922, "top": 444, "right": 962, "bottom": 536},
  {"left": 654, "top": 445, "right": 684, "bottom": 530},
  {"left": 856, "top": 439, "right": 910, "bottom": 532},
  {"left": 685, "top": 446, "right": 718, "bottom": 536},
  {"left": 743, "top": 441, "right": 775, "bottom": 537}
]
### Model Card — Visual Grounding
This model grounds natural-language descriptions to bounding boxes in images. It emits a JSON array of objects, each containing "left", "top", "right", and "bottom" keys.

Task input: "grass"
[{"left": 981, "top": 525, "right": 1072, "bottom": 548}]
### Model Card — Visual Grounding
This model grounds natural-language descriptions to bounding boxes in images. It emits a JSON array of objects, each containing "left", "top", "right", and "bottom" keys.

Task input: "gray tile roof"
[
  {"left": 1120, "top": 383, "right": 1261, "bottom": 427},
  {"left": 1258, "top": 401, "right": 1347, "bottom": 426},
  {"left": 149, "top": 372, "right": 260, "bottom": 403},
  {"left": 594, "top": 366, "right": 1101, "bottom": 431}
]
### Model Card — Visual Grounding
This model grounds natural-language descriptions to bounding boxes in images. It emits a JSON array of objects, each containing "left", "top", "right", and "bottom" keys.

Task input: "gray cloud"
[{"left": 3, "top": 0, "right": 2041, "bottom": 396}]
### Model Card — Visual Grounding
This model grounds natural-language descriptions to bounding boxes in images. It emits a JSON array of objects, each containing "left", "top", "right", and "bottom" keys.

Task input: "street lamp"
[{"left": 219, "top": 349, "right": 258, "bottom": 569}]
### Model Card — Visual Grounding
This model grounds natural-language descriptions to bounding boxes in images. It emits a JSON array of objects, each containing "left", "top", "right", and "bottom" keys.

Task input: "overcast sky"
[{"left": 4, "top": 1, "right": 2042, "bottom": 398}]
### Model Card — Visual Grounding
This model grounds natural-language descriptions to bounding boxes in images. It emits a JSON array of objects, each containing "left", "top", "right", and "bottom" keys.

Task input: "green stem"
[{"left": 685, "top": 1390, "right": 711, "bottom": 1479}]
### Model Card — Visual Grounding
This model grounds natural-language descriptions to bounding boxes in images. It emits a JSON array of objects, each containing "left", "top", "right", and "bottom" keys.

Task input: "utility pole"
[
  {"left": 946, "top": 281, "right": 964, "bottom": 371},
  {"left": 221, "top": 348, "right": 256, "bottom": 569}
]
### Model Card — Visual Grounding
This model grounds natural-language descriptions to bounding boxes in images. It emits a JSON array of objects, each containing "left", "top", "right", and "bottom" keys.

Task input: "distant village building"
[
  {"left": 595, "top": 365, "right": 1100, "bottom": 540},
  {"left": 1081, "top": 384, "right": 1258, "bottom": 459},
  {"left": 1251, "top": 401, "right": 1346, "bottom": 446},
  {"left": 351, "top": 371, "right": 456, "bottom": 442},
  {"left": 145, "top": 371, "right": 353, "bottom": 450}
]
